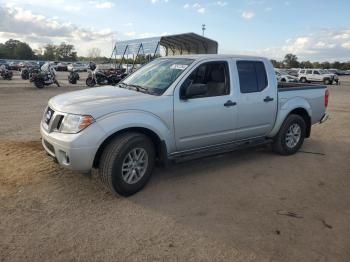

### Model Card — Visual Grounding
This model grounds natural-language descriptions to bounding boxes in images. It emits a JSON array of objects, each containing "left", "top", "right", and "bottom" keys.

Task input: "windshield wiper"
[{"left": 118, "top": 83, "right": 149, "bottom": 94}]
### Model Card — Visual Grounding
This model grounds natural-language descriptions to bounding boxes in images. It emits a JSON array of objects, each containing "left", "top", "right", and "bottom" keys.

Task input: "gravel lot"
[{"left": 1, "top": 72, "right": 350, "bottom": 261}]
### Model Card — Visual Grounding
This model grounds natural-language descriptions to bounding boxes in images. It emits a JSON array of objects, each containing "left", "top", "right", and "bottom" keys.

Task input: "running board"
[{"left": 169, "top": 137, "right": 273, "bottom": 163}]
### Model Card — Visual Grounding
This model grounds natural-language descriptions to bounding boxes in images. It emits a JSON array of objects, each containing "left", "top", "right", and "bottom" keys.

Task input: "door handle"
[
  {"left": 263, "top": 96, "right": 274, "bottom": 102},
  {"left": 224, "top": 100, "right": 237, "bottom": 107}
]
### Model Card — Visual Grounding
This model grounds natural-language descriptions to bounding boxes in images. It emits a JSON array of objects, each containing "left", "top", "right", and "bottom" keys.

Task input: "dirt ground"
[{"left": 0, "top": 72, "right": 350, "bottom": 262}]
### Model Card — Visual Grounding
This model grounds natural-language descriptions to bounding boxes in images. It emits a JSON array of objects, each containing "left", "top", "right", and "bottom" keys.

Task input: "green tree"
[
  {"left": 300, "top": 60, "right": 313, "bottom": 68},
  {"left": 283, "top": 53, "right": 299, "bottom": 68},
  {"left": 0, "top": 39, "right": 35, "bottom": 59},
  {"left": 42, "top": 43, "right": 77, "bottom": 61},
  {"left": 56, "top": 43, "right": 77, "bottom": 61},
  {"left": 42, "top": 44, "right": 56, "bottom": 60}
]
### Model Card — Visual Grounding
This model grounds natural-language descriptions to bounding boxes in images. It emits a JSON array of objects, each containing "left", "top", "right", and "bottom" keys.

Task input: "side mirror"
[{"left": 182, "top": 83, "right": 207, "bottom": 99}]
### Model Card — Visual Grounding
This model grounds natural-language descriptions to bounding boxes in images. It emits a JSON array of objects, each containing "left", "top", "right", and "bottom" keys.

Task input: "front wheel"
[
  {"left": 99, "top": 133, "right": 155, "bottom": 196},
  {"left": 324, "top": 78, "right": 331, "bottom": 85},
  {"left": 272, "top": 114, "right": 306, "bottom": 155},
  {"left": 86, "top": 77, "right": 96, "bottom": 87}
]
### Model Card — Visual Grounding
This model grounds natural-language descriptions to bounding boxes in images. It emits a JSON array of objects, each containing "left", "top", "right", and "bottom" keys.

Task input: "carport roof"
[{"left": 113, "top": 32, "right": 218, "bottom": 56}]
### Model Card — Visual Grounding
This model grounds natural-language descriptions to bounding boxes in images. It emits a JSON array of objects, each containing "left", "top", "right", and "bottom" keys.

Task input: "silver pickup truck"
[{"left": 41, "top": 55, "right": 329, "bottom": 196}]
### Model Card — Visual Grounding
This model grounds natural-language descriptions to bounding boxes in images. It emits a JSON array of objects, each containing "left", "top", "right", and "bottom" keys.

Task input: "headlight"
[{"left": 60, "top": 114, "right": 94, "bottom": 134}]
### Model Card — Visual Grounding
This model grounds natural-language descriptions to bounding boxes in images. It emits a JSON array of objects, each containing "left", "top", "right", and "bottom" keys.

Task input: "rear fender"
[{"left": 268, "top": 97, "right": 312, "bottom": 138}]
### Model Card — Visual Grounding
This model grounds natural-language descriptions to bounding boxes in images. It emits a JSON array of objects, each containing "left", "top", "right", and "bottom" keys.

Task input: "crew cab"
[
  {"left": 41, "top": 55, "right": 329, "bottom": 196},
  {"left": 298, "top": 69, "right": 339, "bottom": 85}
]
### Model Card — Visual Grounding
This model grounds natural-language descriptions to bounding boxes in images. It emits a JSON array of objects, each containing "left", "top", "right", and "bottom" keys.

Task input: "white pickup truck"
[
  {"left": 41, "top": 55, "right": 329, "bottom": 196},
  {"left": 298, "top": 69, "right": 339, "bottom": 85}
]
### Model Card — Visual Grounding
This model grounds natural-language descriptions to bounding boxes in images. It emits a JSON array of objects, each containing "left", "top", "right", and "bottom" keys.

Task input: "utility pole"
[{"left": 202, "top": 24, "right": 206, "bottom": 36}]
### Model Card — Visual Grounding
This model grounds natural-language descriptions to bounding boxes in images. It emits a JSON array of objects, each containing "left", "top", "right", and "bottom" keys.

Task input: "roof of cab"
[{"left": 163, "top": 54, "right": 268, "bottom": 61}]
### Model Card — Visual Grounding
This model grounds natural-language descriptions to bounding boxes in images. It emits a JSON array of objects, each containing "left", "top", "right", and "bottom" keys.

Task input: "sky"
[{"left": 0, "top": 0, "right": 349, "bottom": 61}]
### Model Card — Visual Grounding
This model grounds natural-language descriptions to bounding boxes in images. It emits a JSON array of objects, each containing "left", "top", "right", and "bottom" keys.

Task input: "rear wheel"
[
  {"left": 34, "top": 78, "right": 44, "bottom": 89},
  {"left": 300, "top": 77, "right": 307, "bottom": 83},
  {"left": 272, "top": 114, "right": 306, "bottom": 155},
  {"left": 99, "top": 133, "right": 155, "bottom": 196}
]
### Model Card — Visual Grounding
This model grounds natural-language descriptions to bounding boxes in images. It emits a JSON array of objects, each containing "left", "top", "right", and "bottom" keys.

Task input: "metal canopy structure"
[{"left": 111, "top": 32, "right": 218, "bottom": 71}]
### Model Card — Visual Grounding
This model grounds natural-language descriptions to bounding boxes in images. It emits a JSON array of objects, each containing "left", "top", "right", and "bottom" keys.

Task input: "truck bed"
[{"left": 278, "top": 82, "right": 327, "bottom": 92}]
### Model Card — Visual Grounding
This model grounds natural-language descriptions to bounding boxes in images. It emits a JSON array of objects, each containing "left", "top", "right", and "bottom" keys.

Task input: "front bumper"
[{"left": 40, "top": 122, "right": 102, "bottom": 172}]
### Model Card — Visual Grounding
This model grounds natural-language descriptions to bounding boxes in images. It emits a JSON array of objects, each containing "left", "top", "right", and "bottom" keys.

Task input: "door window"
[
  {"left": 180, "top": 61, "right": 230, "bottom": 99},
  {"left": 237, "top": 61, "right": 268, "bottom": 93},
  {"left": 306, "top": 70, "right": 313, "bottom": 74}
]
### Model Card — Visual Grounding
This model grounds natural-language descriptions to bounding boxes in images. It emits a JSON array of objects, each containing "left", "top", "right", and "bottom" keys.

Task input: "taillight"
[{"left": 325, "top": 89, "right": 329, "bottom": 108}]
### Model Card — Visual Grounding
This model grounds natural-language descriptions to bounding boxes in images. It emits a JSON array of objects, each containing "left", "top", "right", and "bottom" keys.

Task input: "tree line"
[
  {"left": 0, "top": 39, "right": 157, "bottom": 64},
  {"left": 272, "top": 53, "right": 350, "bottom": 70},
  {"left": 1, "top": 39, "right": 350, "bottom": 70}
]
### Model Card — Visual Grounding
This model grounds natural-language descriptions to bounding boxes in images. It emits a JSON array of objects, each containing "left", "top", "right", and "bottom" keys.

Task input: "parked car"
[
  {"left": 57, "top": 62, "right": 68, "bottom": 71},
  {"left": 0, "top": 59, "right": 9, "bottom": 69},
  {"left": 7, "top": 61, "right": 19, "bottom": 70},
  {"left": 26, "top": 61, "right": 40, "bottom": 69},
  {"left": 41, "top": 55, "right": 329, "bottom": 196},
  {"left": 285, "top": 69, "right": 299, "bottom": 77},
  {"left": 298, "top": 69, "right": 339, "bottom": 85},
  {"left": 67, "top": 62, "right": 88, "bottom": 72},
  {"left": 275, "top": 69, "right": 298, "bottom": 82},
  {"left": 38, "top": 61, "right": 46, "bottom": 68}
]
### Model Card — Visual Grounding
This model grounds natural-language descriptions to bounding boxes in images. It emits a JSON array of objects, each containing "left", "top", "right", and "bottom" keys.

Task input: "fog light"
[{"left": 59, "top": 150, "right": 70, "bottom": 165}]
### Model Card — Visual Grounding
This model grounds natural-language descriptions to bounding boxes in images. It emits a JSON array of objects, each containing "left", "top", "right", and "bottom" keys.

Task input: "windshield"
[
  {"left": 319, "top": 69, "right": 328, "bottom": 74},
  {"left": 122, "top": 58, "right": 194, "bottom": 95}
]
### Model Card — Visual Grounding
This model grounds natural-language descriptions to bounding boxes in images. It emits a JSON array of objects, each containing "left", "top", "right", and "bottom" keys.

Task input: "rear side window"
[{"left": 237, "top": 61, "right": 268, "bottom": 93}]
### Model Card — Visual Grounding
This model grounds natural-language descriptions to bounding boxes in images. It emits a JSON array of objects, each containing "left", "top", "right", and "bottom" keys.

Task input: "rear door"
[
  {"left": 312, "top": 70, "right": 322, "bottom": 81},
  {"left": 235, "top": 60, "right": 277, "bottom": 140},
  {"left": 306, "top": 69, "right": 313, "bottom": 81},
  {"left": 173, "top": 60, "right": 238, "bottom": 151}
]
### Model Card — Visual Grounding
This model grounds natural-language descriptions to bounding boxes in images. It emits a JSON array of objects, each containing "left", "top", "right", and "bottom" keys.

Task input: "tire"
[
  {"left": 99, "top": 133, "right": 155, "bottom": 196},
  {"left": 34, "top": 79, "right": 44, "bottom": 89},
  {"left": 324, "top": 78, "right": 331, "bottom": 85},
  {"left": 300, "top": 77, "right": 307, "bottom": 83},
  {"left": 272, "top": 114, "right": 306, "bottom": 155},
  {"left": 86, "top": 77, "right": 96, "bottom": 87}
]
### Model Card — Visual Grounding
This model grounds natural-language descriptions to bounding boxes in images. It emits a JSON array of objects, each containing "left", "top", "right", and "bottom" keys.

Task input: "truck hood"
[
  {"left": 323, "top": 73, "right": 336, "bottom": 78},
  {"left": 49, "top": 86, "right": 160, "bottom": 118}
]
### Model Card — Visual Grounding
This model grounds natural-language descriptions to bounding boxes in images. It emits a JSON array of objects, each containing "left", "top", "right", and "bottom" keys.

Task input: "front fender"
[
  {"left": 268, "top": 97, "right": 312, "bottom": 138},
  {"left": 96, "top": 110, "right": 175, "bottom": 152}
]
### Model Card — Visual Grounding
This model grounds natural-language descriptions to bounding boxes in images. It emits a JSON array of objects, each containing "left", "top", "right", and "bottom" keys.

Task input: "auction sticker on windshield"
[{"left": 170, "top": 64, "right": 189, "bottom": 70}]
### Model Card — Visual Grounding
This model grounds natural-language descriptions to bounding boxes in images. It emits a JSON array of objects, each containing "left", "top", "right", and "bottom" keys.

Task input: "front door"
[{"left": 173, "top": 60, "right": 238, "bottom": 151}]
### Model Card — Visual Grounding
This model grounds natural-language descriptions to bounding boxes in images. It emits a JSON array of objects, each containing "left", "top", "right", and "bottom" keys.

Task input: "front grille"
[{"left": 55, "top": 115, "right": 64, "bottom": 130}]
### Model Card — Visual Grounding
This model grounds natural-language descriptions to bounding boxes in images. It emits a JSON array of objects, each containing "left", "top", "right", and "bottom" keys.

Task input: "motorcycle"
[
  {"left": 85, "top": 62, "right": 125, "bottom": 87},
  {"left": 32, "top": 62, "right": 60, "bottom": 89},
  {"left": 21, "top": 67, "right": 40, "bottom": 80},
  {"left": 68, "top": 70, "right": 80, "bottom": 84},
  {"left": 0, "top": 65, "right": 13, "bottom": 80}
]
